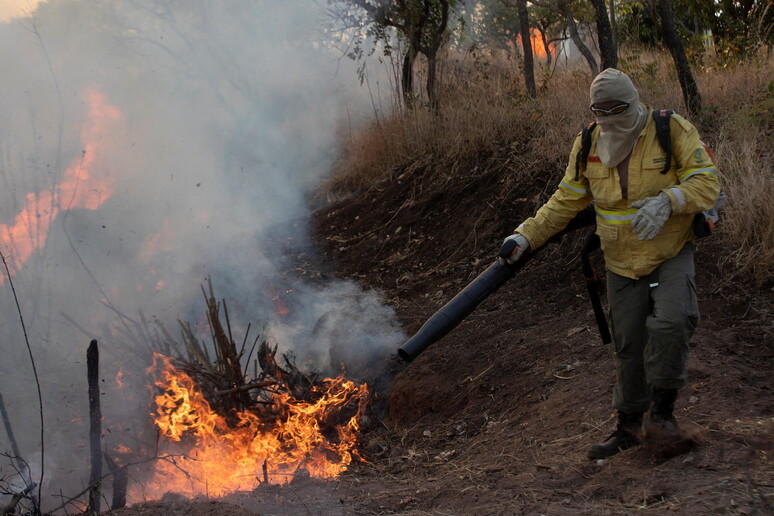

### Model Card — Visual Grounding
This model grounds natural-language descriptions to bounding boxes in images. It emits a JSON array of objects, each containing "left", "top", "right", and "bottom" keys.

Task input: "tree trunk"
[
  {"left": 565, "top": 12, "right": 599, "bottom": 76},
  {"left": 609, "top": 0, "right": 618, "bottom": 49},
  {"left": 517, "top": 0, "right": 537, "bottom": 98},
  {"left": 401, "top": 50, "right": 416, "bottom": 109},
  {"left": 657, "top": 0, "right": 702, "bottom": 116},
  {"left": 427, "top": 52, "right": 439, "bottom": 111},
  {"left": 590, "top": 0, "right": 618, "bottom": 69},
  {"left": 539, "top": 26, "right": 553, "bottom": 67},
  {"left": 419, "top": 0, "right": 450, "bottom": 111}
]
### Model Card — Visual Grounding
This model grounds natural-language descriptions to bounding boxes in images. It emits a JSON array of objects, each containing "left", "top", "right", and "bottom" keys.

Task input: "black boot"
[
  {"left": 587, "top": 412, "right": 643, "bottom": 460},
  {"left": 650, "top": 388, "right": 679, "bottom": 431}
]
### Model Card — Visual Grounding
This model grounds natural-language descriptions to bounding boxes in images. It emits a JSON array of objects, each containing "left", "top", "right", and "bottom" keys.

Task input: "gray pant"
[{"left": 607, "top": 243, "right": 699, "bottom": 414}]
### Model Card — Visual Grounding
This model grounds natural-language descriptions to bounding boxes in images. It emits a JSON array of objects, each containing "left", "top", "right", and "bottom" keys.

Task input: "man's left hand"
[{"left": 631, "top": 192, "right": 672, "bottom": 240}]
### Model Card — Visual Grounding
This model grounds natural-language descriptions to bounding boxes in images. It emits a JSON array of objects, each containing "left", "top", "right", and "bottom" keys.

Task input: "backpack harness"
[
  {"left": 574, "top": 109, "right": 677, "bottom": 182},
  {"left": 575, "top": 109, "right": 721, "bottom": 346}
]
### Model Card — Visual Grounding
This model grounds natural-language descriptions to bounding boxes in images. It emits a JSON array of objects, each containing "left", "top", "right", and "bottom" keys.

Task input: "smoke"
[{"left": 0, "top": 0, "right": 401, "bottom": 507}]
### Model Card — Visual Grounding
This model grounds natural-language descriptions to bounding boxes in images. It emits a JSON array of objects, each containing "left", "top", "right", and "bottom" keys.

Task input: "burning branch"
[{"left": 131, "top": 280, "right": 372, "bottom": 498}]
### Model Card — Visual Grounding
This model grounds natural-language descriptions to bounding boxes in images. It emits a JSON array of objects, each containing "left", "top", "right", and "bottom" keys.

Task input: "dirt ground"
[{"left": 105, "top": 158, "right": 773, "bottom": 515}]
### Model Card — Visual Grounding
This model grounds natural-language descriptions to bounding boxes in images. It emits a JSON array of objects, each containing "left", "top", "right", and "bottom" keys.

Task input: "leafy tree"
[
  {"left": 528, "top": 0, "right": 599, "bottom": 75},
  {"left": 616, "top": 2, "right": 660, "bottom": 47},
  {"left": 530, "top": 4, "right": 566, "bottom": 68},
  {"left": 615, "top": 0, "right": 770, "bottom": 57},
  {"left": 711, "top": 0, "right": 761, "bottom": 52},
  {"left": 656, "top": 0, "right": 702, "bottom": 116},
  {"left": 461, "top": 0, "right": 521, "bottom": 49},
  {"left": 328, "top": 0, "right": 455, "bottom": 109},
  {"left": 588, "top": 0, "right": 617, "bottom": 69},
  {"left": 501, "top": 0, "right": 537, "bottom": 97},
  {"left": 611, "top": 0, "right": 702, "bottom": 114}
]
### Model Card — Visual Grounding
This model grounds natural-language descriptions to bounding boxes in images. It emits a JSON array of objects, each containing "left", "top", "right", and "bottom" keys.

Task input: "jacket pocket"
[
  {"left": 585, "top": 164, "right": 618, "bottom": 204},
  {"left": 637, "top": 162, "right": 679, "bottom": 199},
  {"left": 584, "top": 163, "right": 611, "bottom": 178},
  {"left": 597, "top": 223, "right": 619, "bottom": 241}
]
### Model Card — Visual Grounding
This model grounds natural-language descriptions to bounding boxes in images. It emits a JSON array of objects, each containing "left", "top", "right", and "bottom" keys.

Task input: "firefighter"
[{"left": 501, "top": 68, "right": 720, "bottom": 459}]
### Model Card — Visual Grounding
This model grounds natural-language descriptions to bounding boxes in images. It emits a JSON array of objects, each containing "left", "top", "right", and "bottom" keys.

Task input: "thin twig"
[
  {"left": 46, "top": 453, "right": 195, "bottom": 514},
  {"left": 1, "top": 482, "right": 36, "bottom": 515},
  {"left": 0, "top": 250, "right": 43, "bottom": 513},
  {"left": 0, "top": 391, "right": 32, "bottom": 491},
  {"left": 213, "top": 380, "right": 277, "bottom": 397}
]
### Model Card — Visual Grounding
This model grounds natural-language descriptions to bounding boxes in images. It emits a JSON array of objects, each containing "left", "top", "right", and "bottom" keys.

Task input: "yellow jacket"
[{"left": 517, "top": 110, "right": 721, "bottom": 279}]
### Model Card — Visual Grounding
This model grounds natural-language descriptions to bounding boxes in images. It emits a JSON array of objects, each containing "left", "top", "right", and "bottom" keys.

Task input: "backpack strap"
[
  {"left": 574, "top": 121, "right": 597, "bottom": 181},
  {"left": 580, "top": 232, "right": 611, "bottom": 346},
  {"left": 652, "top": 109, "right": 678, "bottom": 174}
]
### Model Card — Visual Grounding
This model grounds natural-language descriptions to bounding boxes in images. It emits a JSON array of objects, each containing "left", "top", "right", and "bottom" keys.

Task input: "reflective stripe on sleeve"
[
  {"left": 677, "top": 166, "right": 718, "bottom": 183},
  {"left": 559, "top": 180, "right": 589, "bottom": 197},
  {"left": 669, "top": 187, "right": 686, "bottom": 207},
  {"left": 595, "top": 206, "right": 637, "bottom": 225}
]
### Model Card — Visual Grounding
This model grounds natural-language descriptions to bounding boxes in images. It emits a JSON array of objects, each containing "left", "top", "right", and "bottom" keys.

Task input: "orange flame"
[
  {"left": 0, "top": 88, "right": 119, "bottom": 281},
  {"left": 135, "top": 353, "right": 369, "bottom": 500},
  {"left": 115, "top": 369, "right": 126, "bottom": 389},
  {"left": 530, "top": 28, "right": 548, "bottom": 59},
  {"left": 270, "top": 286, "right": 291, "bottom": 317}
]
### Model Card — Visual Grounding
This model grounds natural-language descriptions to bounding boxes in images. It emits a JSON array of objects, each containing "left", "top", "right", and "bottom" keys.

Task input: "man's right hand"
[{"left": 498, "top": 234, "right": 530, "bottom": 265}]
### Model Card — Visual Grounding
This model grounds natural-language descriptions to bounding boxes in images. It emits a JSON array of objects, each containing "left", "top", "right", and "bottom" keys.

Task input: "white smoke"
[{"left": 0, "top": 0, "right": 401, "bottom": 509}]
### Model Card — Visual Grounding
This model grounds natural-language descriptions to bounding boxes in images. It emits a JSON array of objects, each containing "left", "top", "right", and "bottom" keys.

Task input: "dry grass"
[
  {"left": 325, "top": 50, "right": 774, "bottom": 281},
  {"left": 697, "top": 60, "right": 774, "bottom": 282}
]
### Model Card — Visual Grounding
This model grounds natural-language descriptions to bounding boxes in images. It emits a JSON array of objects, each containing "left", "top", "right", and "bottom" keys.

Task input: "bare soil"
[{"left": 107, "top": 157, "right": 773, "bottom": 515}]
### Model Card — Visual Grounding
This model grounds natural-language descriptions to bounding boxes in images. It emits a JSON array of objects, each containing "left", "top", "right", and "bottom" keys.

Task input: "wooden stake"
[
  {"left": 87, "top": 339, "right": 102, "bottom": 514},
  {"left": 104, "top": 451, "right": 127, "bottom": 510}
]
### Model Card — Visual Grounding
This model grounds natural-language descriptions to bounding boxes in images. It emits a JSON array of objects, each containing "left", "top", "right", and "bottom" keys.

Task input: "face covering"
[{"left": 589, "top": 69, "right": 648, "bottom": 168}]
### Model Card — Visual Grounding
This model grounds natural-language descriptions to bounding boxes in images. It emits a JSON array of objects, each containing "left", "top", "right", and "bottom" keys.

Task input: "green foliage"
[
  {"left": 617, "top": 52, "right": 660, "bottom": 89},
  {"left": 463, "top": 0, "right": 521, "bottom": 50},
  {"left": 742, "top": 80, "right": 774, "bottom": 126},
  {"left": 616, "top": 2, "right": 660, "bottom": 48},
  {"left": 614, "top": 0, "right": 770, "bottom": 61}
]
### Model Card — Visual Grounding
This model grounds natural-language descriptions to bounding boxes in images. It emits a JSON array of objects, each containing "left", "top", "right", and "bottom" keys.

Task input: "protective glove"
[
  {"left": 498, "top": 233, "right": 530, "bottom": 265},
  {"left": 631, "top": 192, "right": 672, "bottom": 240}
]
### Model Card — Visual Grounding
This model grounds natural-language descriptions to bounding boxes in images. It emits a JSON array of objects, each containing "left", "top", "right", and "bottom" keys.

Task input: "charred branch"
[
  {"left": 1, "top": 482, "right": 36, "bottom": 515},
  {"left": 103, "top": 450, "right": 127, "bottom": 510},
  {"left": 87, "top": 340, "right": 102, "bottom": 514}
]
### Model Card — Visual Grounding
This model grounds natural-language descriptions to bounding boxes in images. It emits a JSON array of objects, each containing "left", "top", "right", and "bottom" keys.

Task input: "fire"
[
  {"left": 530, "top": 28, "right": 548, "bottom": 60},
  {"left": 0, "top": 88, "right": 119, "bottom": 282},
  {"left": 269, "top": 285, "right": 292, "bottom": 317},
  {"left": 137, "top": 353, "right": 369, "bottom": 499}
]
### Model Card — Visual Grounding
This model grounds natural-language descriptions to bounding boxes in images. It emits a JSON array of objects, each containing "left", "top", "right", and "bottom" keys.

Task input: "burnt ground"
[
  {"left": 306, "top": 159, "right": 774, "bottom": 516},
  {"left": 105, "top": 158, "right": 773, "bottom": 516}
]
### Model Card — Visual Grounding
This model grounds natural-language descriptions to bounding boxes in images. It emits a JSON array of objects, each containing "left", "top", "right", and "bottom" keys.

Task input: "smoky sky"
[{"left": 0, "top": 0, "right": 403, "bottom": 506}]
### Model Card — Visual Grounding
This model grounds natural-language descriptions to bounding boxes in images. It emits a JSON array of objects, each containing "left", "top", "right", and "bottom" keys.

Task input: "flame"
[
  {"left": 0, "top": 88, "right": 120, "bottom": 282},
  {"left": 114, "top": 444, "right": 132, "bottom": 455},
  {"left": 530, "top": 28, "right": 548, "bottom": 59},
  {"left": 139, "top": 222, "right": 177, "bottom": 264},
  {"left": 270, "top": 285, "right": 291, "bottom": 317},
  {"left": 116, "top": 369, "right": 126, "bottom": 389},
  {"left": 136, "top": 353, "right": 369, "bottom": 499}
]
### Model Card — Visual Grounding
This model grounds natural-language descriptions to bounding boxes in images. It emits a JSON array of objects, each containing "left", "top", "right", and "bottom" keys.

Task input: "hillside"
[
  {"left": 104, "top": 59, "right": 772, "bottom": 516},
  {"left": 305, "top": 61, "right": 774, "bottom": 514}
]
